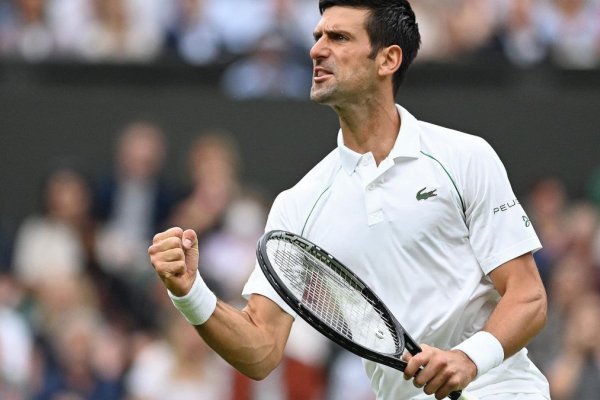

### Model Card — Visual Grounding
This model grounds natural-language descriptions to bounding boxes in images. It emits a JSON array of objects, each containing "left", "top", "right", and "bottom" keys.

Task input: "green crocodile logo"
[{"left": 416, "top": 187, "right": 438, "bottom": 201}]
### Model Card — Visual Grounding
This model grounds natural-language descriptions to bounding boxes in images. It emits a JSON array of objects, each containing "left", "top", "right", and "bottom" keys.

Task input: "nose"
[{"left": 310, "top": 37, "right": 329, "bottom": 61}]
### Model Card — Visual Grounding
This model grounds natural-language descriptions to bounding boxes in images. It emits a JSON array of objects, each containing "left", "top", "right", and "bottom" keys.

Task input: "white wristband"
[
  {"left": 453, "top": 331, "right": 504, "bottom": 378},
  {"left": 168, "top": 270, "right": 217, "bottom": 325}
]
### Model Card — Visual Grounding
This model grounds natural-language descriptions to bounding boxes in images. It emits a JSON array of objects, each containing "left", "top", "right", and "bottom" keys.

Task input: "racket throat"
[{"left": 403, "top": 332, "right": 422, "bottom": 356}]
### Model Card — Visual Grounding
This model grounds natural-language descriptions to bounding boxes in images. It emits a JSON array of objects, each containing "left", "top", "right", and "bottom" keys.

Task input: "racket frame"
[{"left": 256, "top": 230, "right": 421, "bottom": 371}]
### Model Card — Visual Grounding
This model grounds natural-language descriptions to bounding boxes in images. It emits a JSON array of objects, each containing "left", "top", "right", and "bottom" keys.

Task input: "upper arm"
[
  {"left": 489, "top": 252, "right": 546, "bottom": 302},
  {"left": 195, "top": 293, "right": 294, "bottom": 380},
  {"left": 243, "top": 293, "right": 295, "bottom": 352},
  {"left": 486, "top": 252, "right": 548, "bottom": 356}
]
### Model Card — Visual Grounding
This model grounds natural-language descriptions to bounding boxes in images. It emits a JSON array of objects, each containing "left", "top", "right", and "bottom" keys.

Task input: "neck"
[{"left": 334, "top": 99, "right": 400, "bottom": 165}]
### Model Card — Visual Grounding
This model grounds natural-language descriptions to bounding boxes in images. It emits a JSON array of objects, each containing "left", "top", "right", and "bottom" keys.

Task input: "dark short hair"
[{"left": 319, "top": 0, "right": 421, "bottom": 95}]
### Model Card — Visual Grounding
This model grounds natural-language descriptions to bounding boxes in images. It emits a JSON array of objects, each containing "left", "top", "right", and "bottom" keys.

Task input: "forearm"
[
  {"left": 484, "top": 255, "right": 548, "bottom": 359},
  {"left": 195, "top": 297, "right": 293, "bottom": 380},
  {"left": 148, "top": 228, "right": 294, "bottom": 380},
  {"left": 454, "top": 254, "right": 547, "bottom": 380}
]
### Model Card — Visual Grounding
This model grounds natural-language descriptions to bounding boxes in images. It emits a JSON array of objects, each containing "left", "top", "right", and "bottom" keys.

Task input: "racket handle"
[
  {"left": 414, "top": 368, "right": 471, "bottom": 400},
  {"left": 449, "top": 390, "right": 462, "bottom": 400},
  {"left": 453, "top": 390, "right": 479, "bottom": 400}
]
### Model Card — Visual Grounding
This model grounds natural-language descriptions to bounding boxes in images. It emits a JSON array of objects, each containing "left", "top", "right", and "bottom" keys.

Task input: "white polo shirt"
[{"left": 243, "top": 105, "right": 549, "bottom": 398}]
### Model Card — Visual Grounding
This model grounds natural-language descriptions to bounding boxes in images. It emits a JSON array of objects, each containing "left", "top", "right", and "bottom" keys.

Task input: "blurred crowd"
[
  {"left": 1, "top": 0, "right": 600, "bottom": 398},
  {"left": 1, "top": 0, "right": 600, "bottom": 98},
  {"left": 0, "top": 118, "right": 599, "bottom": 400},
  {"left": 0, "top": 120, "right": 370, "bottom": 400}
]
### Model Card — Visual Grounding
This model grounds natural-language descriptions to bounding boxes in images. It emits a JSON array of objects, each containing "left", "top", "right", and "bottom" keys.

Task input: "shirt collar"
[{"left": 337, "top": 104, "right": 422, "bottom": 175}]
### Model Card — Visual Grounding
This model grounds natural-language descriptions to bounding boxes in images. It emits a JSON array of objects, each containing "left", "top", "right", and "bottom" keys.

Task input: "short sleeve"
[
  {"left": 241, "top": 191, "right": 298, "bottom": 318},
  {"left": 462, "top": 138, "right": 542, "bottom": 274}
]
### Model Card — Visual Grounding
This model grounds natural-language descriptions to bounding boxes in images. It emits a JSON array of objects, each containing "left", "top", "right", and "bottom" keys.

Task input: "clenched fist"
[{"left": 148, "top": 227, "right": 199, "bottom": 297}]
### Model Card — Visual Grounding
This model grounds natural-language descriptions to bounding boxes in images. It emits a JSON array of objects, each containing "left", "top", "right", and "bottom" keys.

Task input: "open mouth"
[{"left": 313, "top": 67, "right": 333, "bottom": 82}]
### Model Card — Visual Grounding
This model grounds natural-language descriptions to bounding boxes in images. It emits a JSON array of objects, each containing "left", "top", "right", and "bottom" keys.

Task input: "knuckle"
[
  {"left": 167, "top": 251, "right": 183, "bottom": 263},
  {"left": 413, "top": 375, "right": 426, "bottom": 387},
  {"left": 447, "top": 375, "right": 462, "bottom": 388},
  {"left": 431, "top": 352, "right": 447, "bottom": 367}
]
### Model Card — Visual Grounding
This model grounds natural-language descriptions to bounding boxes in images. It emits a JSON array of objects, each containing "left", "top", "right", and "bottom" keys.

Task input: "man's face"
[{"left": 309, "top": 6, "right": 379, "bottom": 105}]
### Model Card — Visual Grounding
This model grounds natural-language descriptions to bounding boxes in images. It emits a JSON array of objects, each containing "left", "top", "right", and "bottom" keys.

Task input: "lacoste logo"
[{"left": 416, "top": 187, "right": 438, "bottom": 201}]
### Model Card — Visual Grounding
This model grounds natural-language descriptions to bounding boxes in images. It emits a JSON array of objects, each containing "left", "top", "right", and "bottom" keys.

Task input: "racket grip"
[
  {"left": 414, "top": 368, "right": 467, "bottom": 400},
  {"left": 453, "top": 390, "right": 479, "bottom": 400}
]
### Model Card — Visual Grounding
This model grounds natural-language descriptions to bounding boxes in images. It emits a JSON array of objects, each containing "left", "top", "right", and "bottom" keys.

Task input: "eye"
[{"left": 333, "top": 33, "right": 349, "bottom": 42}]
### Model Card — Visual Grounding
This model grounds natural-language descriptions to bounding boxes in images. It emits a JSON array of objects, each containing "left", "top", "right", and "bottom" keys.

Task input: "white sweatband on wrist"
[
  {"left": 453, "top": 331, "right": 504, "bottom": 378},
  {"left": 168, "top": 270, "right": 217, "bottom": 325}
]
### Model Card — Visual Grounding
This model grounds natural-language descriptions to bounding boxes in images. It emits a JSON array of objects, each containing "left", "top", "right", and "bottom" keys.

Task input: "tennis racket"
[{"left": 256, "top": 230, "right": 476, "bottom": 400}]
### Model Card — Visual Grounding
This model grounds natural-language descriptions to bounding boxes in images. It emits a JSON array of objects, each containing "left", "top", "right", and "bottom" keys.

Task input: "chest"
[{"left": 310, "top": 159, "right": 464, "bottom": 237}]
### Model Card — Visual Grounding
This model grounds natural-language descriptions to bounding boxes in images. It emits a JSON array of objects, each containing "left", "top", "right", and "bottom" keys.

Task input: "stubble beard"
[{"left": 310, "top": 81, "right": 337, "bottom": 105}]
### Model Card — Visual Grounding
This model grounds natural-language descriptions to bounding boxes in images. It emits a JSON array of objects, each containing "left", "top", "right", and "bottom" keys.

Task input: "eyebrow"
[{"left": 313, "top": 28, "right": 354, "bottom": 41}]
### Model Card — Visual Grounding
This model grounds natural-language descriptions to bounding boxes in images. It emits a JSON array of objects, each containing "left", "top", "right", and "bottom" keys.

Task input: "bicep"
[
  {"left": 485, "top": 252, "right": 548, "bottom": 356},
  {"left": 196, "top": 294, "right": 294, "bottom": 379},
  {"left": 489, "top": 253, "right": 545, "bottom": 299},
  {"left": 243, "top": 294, "right": 295, "bottom": 349}
]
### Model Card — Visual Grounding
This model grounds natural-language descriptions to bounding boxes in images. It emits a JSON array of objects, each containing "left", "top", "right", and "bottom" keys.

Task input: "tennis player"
[{"left": 148, "top": 1, "right": 550, "bottom": 398}]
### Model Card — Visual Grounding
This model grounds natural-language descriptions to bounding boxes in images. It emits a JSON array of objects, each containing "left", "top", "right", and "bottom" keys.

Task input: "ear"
[{"left": 378, "top": 45, "right": 402, "bottom": 78}]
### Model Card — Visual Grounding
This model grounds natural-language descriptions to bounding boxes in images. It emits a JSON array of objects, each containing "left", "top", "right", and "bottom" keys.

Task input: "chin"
[{"left": 310, "top": 88, "right": 334, "bottom": 105}]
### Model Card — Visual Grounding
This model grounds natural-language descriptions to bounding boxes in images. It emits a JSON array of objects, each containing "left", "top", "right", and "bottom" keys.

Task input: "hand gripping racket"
[{"left": 256, "top": 230, "right": 477, "bottom": 400}]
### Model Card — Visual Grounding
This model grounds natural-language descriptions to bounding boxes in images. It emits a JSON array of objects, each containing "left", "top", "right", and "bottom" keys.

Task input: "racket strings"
[{"left": 267, "top": 238, "right": 399, "bottom": 354}]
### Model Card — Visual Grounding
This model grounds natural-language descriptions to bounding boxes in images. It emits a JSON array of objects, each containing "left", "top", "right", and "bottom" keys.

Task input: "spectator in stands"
[
  {"left": 3, "top": 0, "right": 599, "bottom": 68},
  {"left": 126, "top": 313, "right": 231, "bottom": 400},
  {"left": 78, "top": 0, "right": 164, "bottom": 62},
  {"left": 169, "top": 131, "right": 241, "bottom": 241},
  {"left": 283, "top": 0, "right": 323, "bottom": 52},
  {"left": 547, "top": 292, "right": 600, "bottom": 399},
  {"left": 404, "top": 0, "right": 450, "bottom": 62},
  {"left": 45, "top": 0, "right": 94, "bottom": 59},
  {"left": 328, "top": 350, "right": 375, "bottom": 400},
  {"left": 0, "top": 0, "right": 54, "bottom": 61},
  {"left": 164, "top": 0, "right": 222, "bottom": 65},
  {"left": 33, "top": 305, "right": 126, "bottom": 400},
  {"left": 0, "top": 0, "right": 16, "bottom": 54},
  {"left": 208, "top": 0, "right": 275, "bottom": 57},
  {"left": 94, "top": 121, "right": 174, "bottom": 273},
  {"left": 281, "top": 318, "right": 331, "bottom": 400},
  {"left": 221, "top": 34, "right": 312, "bottom": 100},
  {"left": 523, "top": 176, "right": 570, "bottom": 285},
  {"left": 527, "top": 254, "right": 595, "bottom": 373},
  {"left": 540, "top": 0, "right": 600, "bottom": 68},
  {"left": 12, "top": 165, "right": 93, "bottom": 289},
  {"left": 563, "top": 201, "right": 600, "bottom": 289},
  {"left": 0, "top": 273, "right": 33, "bottom": 399},
  {"left": 497, "top": 0, "right": 552, "bottom": 67},
  {"left": 219, "top": 0, "right": 315, "bottom": 100},
  {"left": 94, "top": 121, "right": 177, "bottom": 329},
  {"left": 199, "top": 189, "right": 268, "bottom": 304},
  {"left": 266, "top": 0, "right": 317, "bottom": 57},
  {"left": 410, "top": 0, "right": 500, "bottom": 62},
  {"left": 445, "top": 0, "right": 500, "bottom": 58}
]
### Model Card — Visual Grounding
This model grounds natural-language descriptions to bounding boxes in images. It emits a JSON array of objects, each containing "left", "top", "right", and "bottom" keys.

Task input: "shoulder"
[
  {"left": 16, "top": 216, "right": 52, "bottom": 234},
  {"left": 418, "top": 120, "right": 494, "bottom": 159},
  {"left": 416, "top": 120, "right": 503, "bottom": 177},
  {"left": 293, "top": 148, "right": 341, "bottom": 193},
  {"left": 267, "top": 149, "right": 341, "bottom": 232}
]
